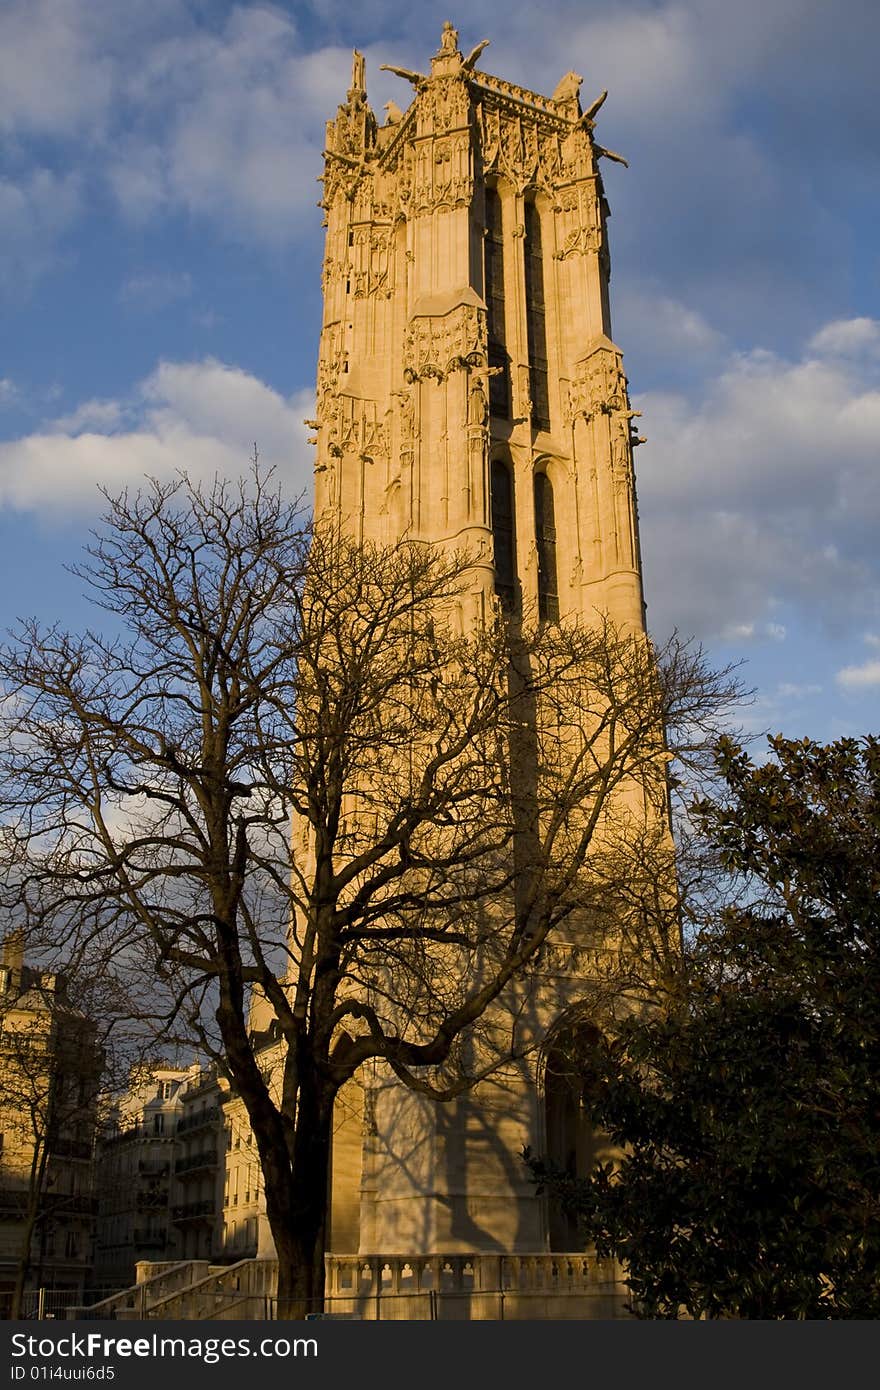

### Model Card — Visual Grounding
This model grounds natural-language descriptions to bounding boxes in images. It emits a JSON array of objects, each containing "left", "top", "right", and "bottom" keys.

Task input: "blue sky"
[{"left": 1, "top": 0, "right": 879, "bottom": 745}]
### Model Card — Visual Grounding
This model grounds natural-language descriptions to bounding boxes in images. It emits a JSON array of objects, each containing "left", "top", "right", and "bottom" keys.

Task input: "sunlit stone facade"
[{"left": 312, "top": 24, "right": 648, "bottom": 1285}]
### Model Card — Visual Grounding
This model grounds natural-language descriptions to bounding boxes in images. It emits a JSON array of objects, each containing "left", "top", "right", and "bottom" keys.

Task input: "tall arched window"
[
  {"left": 544, "top": 1025, "right": 601, "bottom": 1252},
  {"left": 491, "top": 457, "right": 515, "bottom": 609},
  {"left": 484, "top": 187, "right": 510, "bottom": 418},
  {"left": 534, "top": 471, "right": 559, "bottom": 622},
  {"left": 524, "top": 200, "right": 550, "bottom": 431}
]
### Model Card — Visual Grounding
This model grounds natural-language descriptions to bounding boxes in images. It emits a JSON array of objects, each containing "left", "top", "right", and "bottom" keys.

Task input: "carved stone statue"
[
  {"left": 468, "top": 376, "right": 489, "bottom": 426},
  {"left": 552, "top": 71, "right": 582, "bottom": 104},
  {"left": 440, "top": 21, "right": 459, "bottom": 54}
]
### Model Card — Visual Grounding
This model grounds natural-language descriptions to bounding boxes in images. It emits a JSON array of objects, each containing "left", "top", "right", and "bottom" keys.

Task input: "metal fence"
[{"left": 1, "top": 1287, "right": 111, "bottom": 1320}]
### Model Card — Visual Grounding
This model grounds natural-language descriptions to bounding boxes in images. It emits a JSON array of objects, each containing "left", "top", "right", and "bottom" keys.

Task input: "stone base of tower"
[
  {"left": 324, "top": 1252, "right": 630, "bottom": 1319},
  {"left": 356, "top": 1071, "right": 544, "bottom": 1255},
  {"left": 324, "top": 1048, "right": 633, "bottom": 1317}
]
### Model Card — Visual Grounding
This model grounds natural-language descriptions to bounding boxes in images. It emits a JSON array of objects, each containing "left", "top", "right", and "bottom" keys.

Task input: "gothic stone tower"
[{"left": 315, "top": 24, "right": 647, "bottom": 1264}]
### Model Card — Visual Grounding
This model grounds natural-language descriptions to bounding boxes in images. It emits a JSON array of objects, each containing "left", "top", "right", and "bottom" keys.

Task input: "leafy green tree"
[{"left": 529, "top": 734, "right": 880, "bottom": 1319}]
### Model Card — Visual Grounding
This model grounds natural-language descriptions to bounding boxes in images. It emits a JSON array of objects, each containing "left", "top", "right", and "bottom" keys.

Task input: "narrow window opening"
[
  {"left": 534, "top": 471, "right": 559, "bottom": 622},
  {"left": 484, "top": 188, "right": 510, "bottom": 419},
  {"left": 524, "top": 202, "right": 550, "bottom": 431},
  {"left": 491, "top": 458, "right": 516, "bottom": 609}
]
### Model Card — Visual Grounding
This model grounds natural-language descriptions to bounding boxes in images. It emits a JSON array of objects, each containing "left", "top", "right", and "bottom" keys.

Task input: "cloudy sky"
[{"left": 1, "top": 0, "right": 878, "bottom": 743}]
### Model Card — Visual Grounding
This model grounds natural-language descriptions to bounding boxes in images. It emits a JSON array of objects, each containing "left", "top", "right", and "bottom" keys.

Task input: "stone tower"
[{"left": 314, "top": 25, "right": 648, "bottom": 1273}]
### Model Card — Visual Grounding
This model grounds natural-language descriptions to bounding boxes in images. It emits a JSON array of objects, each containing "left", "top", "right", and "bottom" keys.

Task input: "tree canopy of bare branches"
[{"left": 0, "top": 468, "right": 741, "bottom": 1314}]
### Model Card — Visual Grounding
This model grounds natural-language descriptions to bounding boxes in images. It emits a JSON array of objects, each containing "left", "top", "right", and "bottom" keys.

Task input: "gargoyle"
[
  {"left": 578, "top": 89, "right": 608, "bottom": 126},
  {"left": 380, "top": 63, "right": 428, "bottom": 88},
  {"left": 461, "top": 40, "right": 490, "bottom": 71},
  {"left": 594, "top": 144, "right": 629, "bottom": 167}
]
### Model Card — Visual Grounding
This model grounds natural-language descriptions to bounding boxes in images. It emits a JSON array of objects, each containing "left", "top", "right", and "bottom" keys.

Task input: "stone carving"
[
  {"left": 611, "top": 410, "right": 641, "bottom": 568},
  {"left": 468, "top": 376, "right": 489, "bottom": 427},
  {"left": 318, "top": 322, "right": 345, "bottom": 379},
  {"left": 318, "top": 397, "right": 342, "bottom": 457},
  {"left": 403, "top": 305, "right": 486, "bottom": 382},
  {"left": 594, "top": 142, "right": 629, "bottom": 168},
  {"left": 611, "top": 410, "right": 638, "bottom": 480},
  {"left": 395, "top": 388, "right": 416, "bottom": 461},
  {"left": 439, "top": 21, "right": 458, "bottom": 55},
  {"left": 538, "top": 130, "right": 562, "bottom": 185},
  {"left": 552, "top": 71, "right": 583, "bottom": 105},
  {"left": 480, "top": 105, "right": 502, "bottom": 170},
  {"left": 578, "top": 89, "right": 608, "bottom": 129},
  {"left": 348, "top": 224, "right": 394, "bottom": 298},
  {"left": 516, "top": 364, "right": 533, "bottom": 421},
  {"left": 568, "top": 343, "right": 630, "bottom": 422},
  {"left": 425, "top": 77, "right": 471, "bottom": 134},
  {"left": 461, "top": 40, "right": 490, "bottom": 72},
  {"left": 554, "top": 183, "right": 601, "bottom": 259},
  {"left": 405, "top": 128, "right": 472, "bottom": 212},
  {"left": 471, "top": 69, "right": 564, "bottom": 120},
  {"left": 338, "top": 396, "right": 388, "bottom": 459},
  {"left": 559, "top": 122, "right": 599, "bottom": 181},
  {"left": 478, "top": 97, "right": 563, "bottom": 196},
  {"left": 350, "top": 50, "right": 366, "bottom": 97},
  {"left": 379, "top": 62, "right": 428, "bottom": 89}
]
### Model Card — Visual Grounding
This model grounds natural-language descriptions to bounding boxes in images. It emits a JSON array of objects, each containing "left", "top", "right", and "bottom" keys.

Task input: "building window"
[
  {"left": 484, "top": 187, "right": 510, "bottom": 418},
  {"left": 534, "top": 471, "right": 559, "bottom": 622},
  {"left": 491, "top": 458, "right": 516, "bottom": 609},
  {"left": 524, "top": 201, "right": 550, "bottom": 431}
]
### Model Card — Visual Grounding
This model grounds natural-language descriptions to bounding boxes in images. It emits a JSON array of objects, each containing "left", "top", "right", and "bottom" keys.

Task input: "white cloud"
[
  {"left": 104, "top": 13, "right": 353, "bottom": 239},
  {"left": 836, "top": 659, "right": 880, "bottom": 690},
  {"left": 0, "top": 2, "right": 355, "bottom": 246},
  {"left": 614, "top": 287, "right": 727, "bottom": 370},
  {"left": 0, "top": 169, "right": 82, "bottom": 290},
  {"left": 835, "top": 633, "right": 880, "bottom": 690},
  {"left": 809, "top": 317, "right": 880, "bottom": 359},
  {"left": 0, "top": 0, "right": 115, "bottom": 138},
  {"left": 0, "top": 379, "right": 19, "bottom": 408},
  {"left": 119, "top": 271, "right": 193, "bottom": 310},
  {"left": 638, "top": 316, "right": 880, "bottom": 641},
  {"left": 0, "top": 360, "right": 314, "bottom": 515},
  {"left": 720, "top": 621, "right": 786, "bottom": 644},
  {"left": 52, "top": 400, "right": 126, "bottom": 434},
  {"left": 777, "top": 682, "right": 822, "bottom": 700}
]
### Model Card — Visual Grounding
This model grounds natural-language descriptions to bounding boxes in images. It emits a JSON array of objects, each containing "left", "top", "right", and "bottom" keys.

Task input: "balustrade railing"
[{"left": 67, "top": 1252, "right": 627, "bottom": 1321}]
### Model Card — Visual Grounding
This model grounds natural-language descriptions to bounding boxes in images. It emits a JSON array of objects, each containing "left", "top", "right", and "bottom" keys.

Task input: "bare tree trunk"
[
  {"left": 266, "top": 1098, "right": 332, "bottom": 1320},
  {"left": 9, "top": 1137, "right": 50, "bottom": 1321},
  {"left": 10, "top": 1216, "right": 35, "bottom": 1322}
]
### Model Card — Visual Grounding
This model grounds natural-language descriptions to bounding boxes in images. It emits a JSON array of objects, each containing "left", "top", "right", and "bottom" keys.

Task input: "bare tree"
[{"left": 0, "top": 468, "right": 740, "bottom": 1315}]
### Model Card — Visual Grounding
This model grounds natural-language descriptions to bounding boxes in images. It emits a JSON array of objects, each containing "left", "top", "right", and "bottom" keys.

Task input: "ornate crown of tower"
[
  {"left": 313, "top": 21, "right": 646, "bottom": 637},
  {"left": 313, "top": 27, "right": 647, "bottom": 1293}
]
